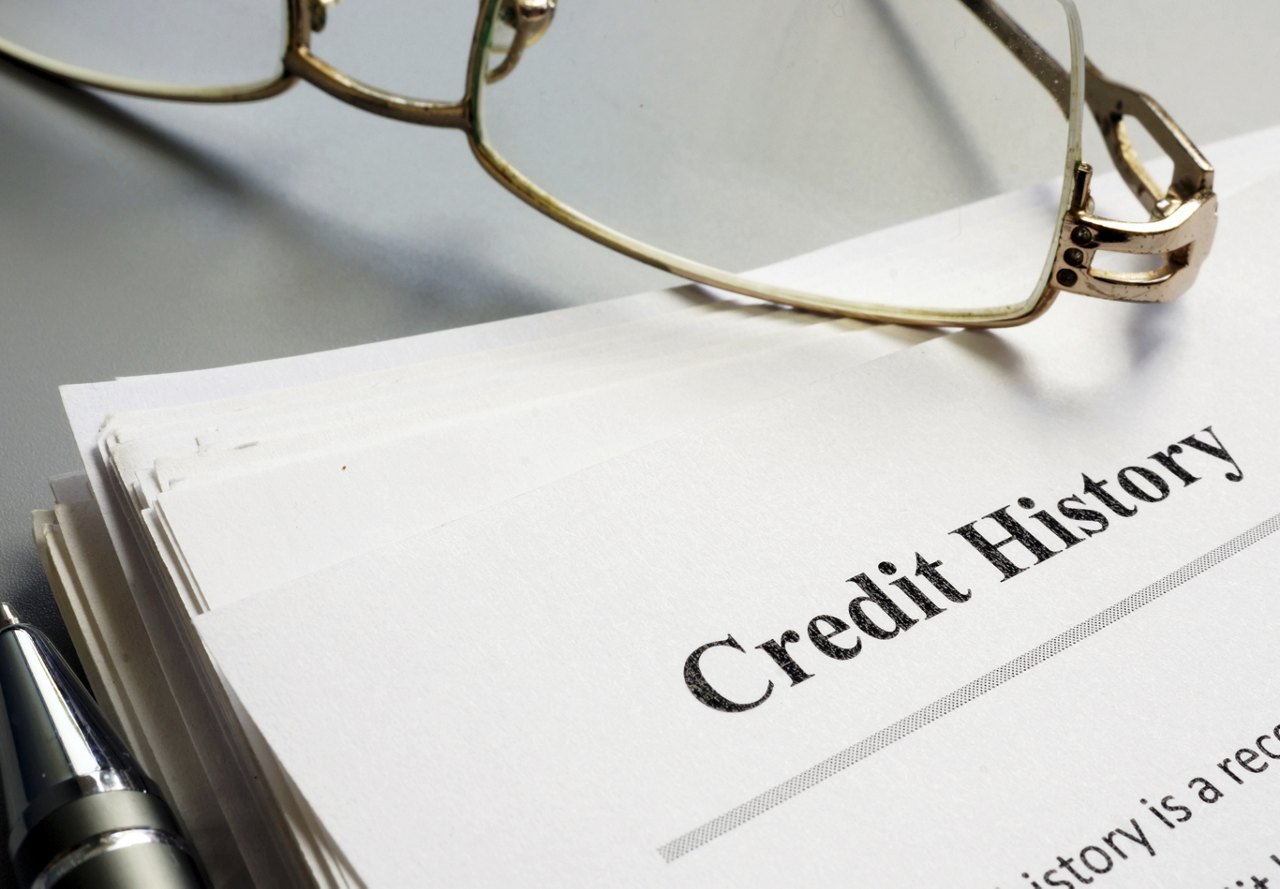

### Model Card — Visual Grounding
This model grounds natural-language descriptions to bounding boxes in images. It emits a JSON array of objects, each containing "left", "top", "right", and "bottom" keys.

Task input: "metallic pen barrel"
[{"left": 0, "top": 605, "right": 205, "bottom": 888}]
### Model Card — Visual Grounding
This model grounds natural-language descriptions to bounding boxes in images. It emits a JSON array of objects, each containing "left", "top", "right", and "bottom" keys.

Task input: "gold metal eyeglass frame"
[{"left": 0, "top": 0, "right": 1216, "bottom": 329}]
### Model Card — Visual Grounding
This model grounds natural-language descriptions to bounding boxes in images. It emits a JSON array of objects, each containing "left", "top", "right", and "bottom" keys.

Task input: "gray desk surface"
[{"left": 2, "top": 2, "right": 1278, "bottom": 885}]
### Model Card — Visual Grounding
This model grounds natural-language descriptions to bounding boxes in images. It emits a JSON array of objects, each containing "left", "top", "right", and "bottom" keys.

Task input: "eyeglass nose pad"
[
  {"left": 309, "top": 0, "right": 342, "bottom": 33},
  {"left": 485, "top": 0, "right": 557, "bottom": 84}
]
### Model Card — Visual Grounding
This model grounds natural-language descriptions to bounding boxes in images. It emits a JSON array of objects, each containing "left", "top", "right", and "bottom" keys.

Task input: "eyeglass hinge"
[{"left": 1050, "top": 162, "right": 1218, "bottom": 305}]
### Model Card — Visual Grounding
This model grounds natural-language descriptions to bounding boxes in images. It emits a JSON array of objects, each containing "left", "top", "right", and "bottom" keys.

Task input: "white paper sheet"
[{"left": 197, "top": 174, "right": 1280, "bottom": 886}]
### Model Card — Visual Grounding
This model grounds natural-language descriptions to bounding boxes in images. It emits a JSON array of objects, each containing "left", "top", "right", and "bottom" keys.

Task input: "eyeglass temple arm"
[
  {"left": 958, "top": 0, "right": 1217, "bottom": 305},
  {"left": 956, "top": 0, "right": 1071, "bottom": 117}
]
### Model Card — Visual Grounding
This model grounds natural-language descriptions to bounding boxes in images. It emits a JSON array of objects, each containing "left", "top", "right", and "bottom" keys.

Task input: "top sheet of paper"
[{"left": 194, "top": 171, "right": 1280, "bottom": 887}]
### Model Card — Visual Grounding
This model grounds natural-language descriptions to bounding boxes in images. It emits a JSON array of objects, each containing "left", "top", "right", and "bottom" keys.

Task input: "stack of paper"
[{"left": 33, "top": 126, "right": 1280, "bottom": 887}]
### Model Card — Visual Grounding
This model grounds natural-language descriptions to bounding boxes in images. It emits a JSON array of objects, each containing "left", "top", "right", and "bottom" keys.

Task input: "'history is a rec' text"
[{"left": 682, "top": 425, "right": 1243, "bottom": 713}]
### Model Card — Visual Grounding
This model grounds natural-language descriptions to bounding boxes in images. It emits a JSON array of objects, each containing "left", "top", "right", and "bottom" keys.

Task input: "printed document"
[{"left": 193, "top": 174, "right": 1280, "bottom": 886}]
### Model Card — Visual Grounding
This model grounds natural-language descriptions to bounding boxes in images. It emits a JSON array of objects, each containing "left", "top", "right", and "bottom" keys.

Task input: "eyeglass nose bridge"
[
  {"left": 280, "top": 0, "right": 474, "bottom": 129},
  {"left": 283, "top": 45, "right": 470, "bottom": 128}
]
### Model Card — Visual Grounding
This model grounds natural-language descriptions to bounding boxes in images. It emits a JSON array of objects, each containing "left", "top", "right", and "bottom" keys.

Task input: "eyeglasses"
[{"left": 0, "top": 0, "right": 1216, "bottom": 328}]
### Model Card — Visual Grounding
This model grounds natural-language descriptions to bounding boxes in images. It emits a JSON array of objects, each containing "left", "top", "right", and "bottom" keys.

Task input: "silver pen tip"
[{"left": 0, "top": 603, "right": 20, "bottom": 627}]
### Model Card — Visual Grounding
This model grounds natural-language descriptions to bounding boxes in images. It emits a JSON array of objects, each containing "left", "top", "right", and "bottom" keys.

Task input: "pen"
[{"left": 0, "top": 603, "right": 206, "bottom": 888}]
